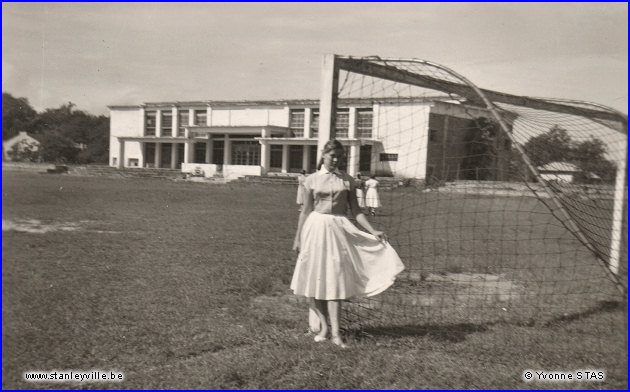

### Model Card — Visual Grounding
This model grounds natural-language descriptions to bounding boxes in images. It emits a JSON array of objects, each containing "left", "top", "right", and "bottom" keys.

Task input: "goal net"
[{"left": 315, "top": 55, "right": 627, "bottom": 331}]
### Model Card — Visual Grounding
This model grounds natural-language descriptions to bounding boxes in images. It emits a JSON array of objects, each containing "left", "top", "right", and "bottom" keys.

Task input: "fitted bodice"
[{"left": 303, "top": 168, "right": 355, "bottom": 215}]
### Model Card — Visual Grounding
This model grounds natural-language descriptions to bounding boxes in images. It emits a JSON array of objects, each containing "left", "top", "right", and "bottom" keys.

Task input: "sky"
[{"left": 2, "top": 2, "right": 628, "bottom": 116}]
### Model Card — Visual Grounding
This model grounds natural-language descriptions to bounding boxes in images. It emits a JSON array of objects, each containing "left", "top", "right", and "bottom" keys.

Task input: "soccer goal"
[{"left": 315, "top": 54, "right": 627, "bottom": 330}]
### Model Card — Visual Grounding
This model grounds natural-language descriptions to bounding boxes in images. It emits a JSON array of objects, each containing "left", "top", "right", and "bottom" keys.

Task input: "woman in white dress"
[
  {"left": 355, "top": 172, "right": 366, "bottom": 209},
  {"left": 364, "top": 175, "right": 381, "bottom": 216},
  {"left": 291, "top": 140, "right": 404, "bottom": 348}
]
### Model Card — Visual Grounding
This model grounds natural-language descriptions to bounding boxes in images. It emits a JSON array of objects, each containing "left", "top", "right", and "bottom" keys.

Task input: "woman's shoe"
[
  {"left": 314, "top": 334, "right": 327, "bottom": 343},
  {"left": 331, "top": 336, "right": 348, "bottom": 348}
]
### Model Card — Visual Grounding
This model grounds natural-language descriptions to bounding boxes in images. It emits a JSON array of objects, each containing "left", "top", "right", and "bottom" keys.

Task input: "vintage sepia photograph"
[{"left": 2, "top": 2, "right": 627, "bottom": 389}]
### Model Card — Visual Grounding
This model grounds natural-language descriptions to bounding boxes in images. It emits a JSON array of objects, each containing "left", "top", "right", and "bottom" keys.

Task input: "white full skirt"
[
  {"left": 365, "top": 188, "right": 381, "bottom": 208},
  {"left": 290, "top": 211, "right": 404, "bottom": 300}
]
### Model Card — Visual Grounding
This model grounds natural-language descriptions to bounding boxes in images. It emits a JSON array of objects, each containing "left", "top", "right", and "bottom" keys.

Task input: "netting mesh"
[{"left": 329, "top": 57, "right": 627, "bottom": 331}]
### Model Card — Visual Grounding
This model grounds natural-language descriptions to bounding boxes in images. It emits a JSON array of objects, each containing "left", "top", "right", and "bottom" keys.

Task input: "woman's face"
[{"left": 323, "top": 148, "right": 344, "bottom": 170}]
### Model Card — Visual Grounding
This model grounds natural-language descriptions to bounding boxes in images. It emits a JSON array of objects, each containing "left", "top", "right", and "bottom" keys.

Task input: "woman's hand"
[
  {"left": 371, "top": 230, "right": 388, "bottom": 243},
  {"left": 292, "top": 238, "right": 301, "bottom": 253}
]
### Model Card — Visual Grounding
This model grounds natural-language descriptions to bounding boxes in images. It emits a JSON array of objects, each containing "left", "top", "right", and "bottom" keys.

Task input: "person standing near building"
[
  {"left": 365, "top": 174, "right": 381, "bottom": 216},
  {"left": 291, "top": 140, "right": 404, "bottom": 348},
  {"left": 296, "top": 170, "right": 307, "bottom": 211},
  {"left": 355, "top": 172, "right": 366, "bottom": 210}
]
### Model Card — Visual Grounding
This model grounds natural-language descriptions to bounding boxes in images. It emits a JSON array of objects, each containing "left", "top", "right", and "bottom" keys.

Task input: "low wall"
[
  {"left": 181, "top": 163, "right": 261, "bottom": 180},
  {"left": 2, "top": 162, "right": 52, "bottom": 172}
]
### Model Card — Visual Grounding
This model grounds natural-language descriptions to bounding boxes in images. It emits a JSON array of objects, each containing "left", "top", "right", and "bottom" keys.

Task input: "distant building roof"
[
  {"left": 2, "top": 132, "right": 40, "bottom": 161},
  {"left": 537, "top": 161, "right": 580, "bottom": 173},
  {"left": 107, "top": 95, "right": 464, "bottom": 110},
  {"left": 3, "top": 131, "right": 39, "bottom": 147}
]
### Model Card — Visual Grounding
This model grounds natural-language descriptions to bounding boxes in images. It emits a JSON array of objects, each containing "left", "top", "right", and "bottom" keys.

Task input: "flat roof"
[{"left": 107, "top": 96, "right": 459, "bottom": 110}]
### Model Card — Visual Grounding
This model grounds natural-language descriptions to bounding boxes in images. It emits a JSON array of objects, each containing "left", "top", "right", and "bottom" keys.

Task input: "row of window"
[
  {"left": 145, "top": 109, "right": 207, "bottom": 137},
  {"left": 289, "top": 108, "right": 372, "bottom": 138},
  {"left": 145, "top": 108, "right": 373, "bottom": 138}
]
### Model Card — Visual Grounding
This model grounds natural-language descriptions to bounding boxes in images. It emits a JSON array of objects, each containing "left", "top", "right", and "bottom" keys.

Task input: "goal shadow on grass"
[
  {"left": 352, "top": 322, "right": 489, "bottom": 343},
  {"left": 542, "top": 299, "right": 626, "bottom": 327},
  {"left": 345, "top": 299, "right": 625, "bottom": 343}
]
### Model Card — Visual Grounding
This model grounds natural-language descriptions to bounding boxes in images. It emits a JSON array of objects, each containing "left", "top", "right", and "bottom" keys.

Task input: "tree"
[
  {"left": 2, "top": 92, "right": 37, "bottom": 140},
  {"left": 38, "top": 130, "right": 80, "bottom": 163},
  {"left": 572, "top": 137, "right": 617, "bottom": 183},
  {"left": 523, "top": 125, "right": 617, "bottom": 184},
  {"left": 522, "top": 125, "right": 573, "bottom": 167},
  {"left": 32, "top": 102, "right": 109, "bottom": 164},
  {"left": 3, "top": 93, "right": 109, "bottom": 163}
]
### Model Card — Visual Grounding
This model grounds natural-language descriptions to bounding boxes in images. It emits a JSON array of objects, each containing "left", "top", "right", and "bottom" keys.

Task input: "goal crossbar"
[{"left": 336, "top": 56, "right": 628, "bottom": 132}]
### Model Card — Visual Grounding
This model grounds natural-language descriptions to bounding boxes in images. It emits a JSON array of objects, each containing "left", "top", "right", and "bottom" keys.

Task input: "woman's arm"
[
  {"left": 348, "top": 179, "right": 386, "bottom": 242},
  {"left": 293, "top": 188, "right": 314, "bottom": 252}
]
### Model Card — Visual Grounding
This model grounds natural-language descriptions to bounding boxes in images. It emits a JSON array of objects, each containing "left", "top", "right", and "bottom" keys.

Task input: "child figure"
[{"left": 364, "top": 174, "right": 381, "bottom": 216}]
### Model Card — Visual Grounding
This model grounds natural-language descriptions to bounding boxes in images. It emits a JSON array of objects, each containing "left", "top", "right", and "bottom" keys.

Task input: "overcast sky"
[{"left": 2, "top": 2, "right": 627, "bottom": 116}]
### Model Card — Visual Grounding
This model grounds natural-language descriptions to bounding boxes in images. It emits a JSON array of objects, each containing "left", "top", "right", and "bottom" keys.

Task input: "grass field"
[{"left": 2, "top": 170, "right": 627, "bottom": 389}]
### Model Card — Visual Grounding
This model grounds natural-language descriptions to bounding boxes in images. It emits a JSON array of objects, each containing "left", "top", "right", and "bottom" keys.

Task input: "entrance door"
[
  {"left": 359, "top": 145, "right": 372, "bottom": 173},
  {"left": 289, "top": 145, "right": 303, "bottom": 172},
  {"left": 212, "top": 141, "right": 224, "bottom": 165},
  {"left": 144, "top": 143, "right": 156, "bottom": 168},
  {"left": 270, "top": 145, "right": 283, "bottom": 172},
  {"left": 161, "top": 143, "right": 172, "bottom": 169}
]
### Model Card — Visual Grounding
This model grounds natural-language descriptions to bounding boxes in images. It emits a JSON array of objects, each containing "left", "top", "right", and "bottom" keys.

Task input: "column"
[
  {"left": 139, "top": 142, "right": 145, "bottom": 168},
  {"left": 155, "top": 142, "right": 162, "bottom": 168},
  {"left": 349, "top": 107, "right": 357, "bottom": 139},
  {"left": 304, "top": 108, "right": 312, "bottom": 139},
  {"left": 224, "top": 135, "right": 232, "bottom": 165},
  {"left": 170, "top": 143, "right": 177, "bottom": 169},
  {"left": 302, "top": 145, "right": 310, "bottom": 172},
  {"left": 155, "top": 109, "right": 162, "bottom": 137},
  {"left": 260, "top": 141, "right": 270, "bottom": 175},
  {"left": 205, "top": 137, "right": 213, "bottom": 163},
  {"left": 172, "top": 107, "right": 179, "bottom": 137},
  {"left": 348, "top": 143, "right": 359, "bottom": 177},
  {"left": 184, "top": 141, "right": 193, "bottom": 164},
  {"left": 281, "top": 144, "right": 290, "bottom": 173},
  {"left": 117, "top": 139, "right": 125, "bottom": 169},
  {"left": 140, "top": 107, "right": 146, "bottom": 136}
]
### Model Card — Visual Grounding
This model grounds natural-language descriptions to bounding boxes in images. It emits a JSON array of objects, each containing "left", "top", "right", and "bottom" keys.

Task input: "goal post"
[{"left": 314, "top": 54, "right": 627, "bottom": 330}]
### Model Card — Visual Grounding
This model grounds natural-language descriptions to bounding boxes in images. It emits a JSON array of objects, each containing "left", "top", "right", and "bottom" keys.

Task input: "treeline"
[
  {"left": 2, "top": 92, "right": 109, "bottom": 164},
  {"left": 523, "top": 125, "right": 617, "bottom": 183},
  {"left": 458, "top": 118, "right": 617, "bottom": 184}
]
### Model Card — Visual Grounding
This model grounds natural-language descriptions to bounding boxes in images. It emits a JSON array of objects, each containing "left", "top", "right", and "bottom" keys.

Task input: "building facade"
[{"left": 108, "top": 98, "right": 500, "bottom": 180}]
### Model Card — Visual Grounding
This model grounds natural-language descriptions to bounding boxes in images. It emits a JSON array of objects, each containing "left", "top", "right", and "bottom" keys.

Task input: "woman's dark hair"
[{"left": 317, "top": 139, "right": 346, "bottom": 170}]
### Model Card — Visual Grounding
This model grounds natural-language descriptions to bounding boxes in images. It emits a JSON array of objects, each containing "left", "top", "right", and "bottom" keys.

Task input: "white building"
[
  {"left": 108, "top": 98, "right": 498, "bottom": 180},
  {"left": 3, "top": 131, "right": 40, "bottom": 161},
  {"left": 537, "top": 161, "right": 581, "bottom": 183}
]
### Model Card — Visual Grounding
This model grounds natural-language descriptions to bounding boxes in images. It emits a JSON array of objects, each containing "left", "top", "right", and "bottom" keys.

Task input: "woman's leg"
[
  {"left": 327, "top": 300, "right": 347, "bottom": 348},
  {"left": 310, "top": 298, "right": 329, "bottom": 340}
]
